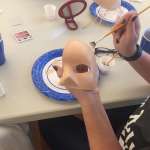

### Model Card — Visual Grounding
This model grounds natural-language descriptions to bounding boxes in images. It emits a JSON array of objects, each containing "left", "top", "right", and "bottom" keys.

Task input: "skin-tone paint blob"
[{"left": 94, "top": 0, "right": 121, "bottom": 9}]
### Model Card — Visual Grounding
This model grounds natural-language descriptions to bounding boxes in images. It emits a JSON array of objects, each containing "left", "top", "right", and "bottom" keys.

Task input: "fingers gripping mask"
[
  {"left": 94, "top": 0, "right": 121, "bottom": 9},
  {"left": 59, "top": 40, "right": 99, "bottom": 91}
]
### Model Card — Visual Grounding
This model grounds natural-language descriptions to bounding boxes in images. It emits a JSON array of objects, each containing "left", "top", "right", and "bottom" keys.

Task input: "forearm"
[
  {"left": 129, "top": 51, "right": 150, "bottom": 83},
  {"left": 79, "top": 92, "right": 121, "bottom": 150}
]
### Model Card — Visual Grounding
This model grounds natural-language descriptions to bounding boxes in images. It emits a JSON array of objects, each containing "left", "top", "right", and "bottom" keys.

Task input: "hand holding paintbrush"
[
  {"left": 90, "top": 5, "right": 150, "bottom": 48},
  {"left": 101, "top": 12, "right": 140, "bottom": 66}
]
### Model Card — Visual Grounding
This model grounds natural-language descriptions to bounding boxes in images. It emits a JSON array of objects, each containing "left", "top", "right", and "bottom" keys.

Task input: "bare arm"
[
  {"left": 55, "top": 66, "right": 121, "bottom": 149},
  {"left": 70, "top": 90, "right": 122, "bottom": 150}
]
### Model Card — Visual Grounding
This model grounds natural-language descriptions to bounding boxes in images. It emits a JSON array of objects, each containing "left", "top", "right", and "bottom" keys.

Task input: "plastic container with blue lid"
[{"left": 0, "top": 34, "right": 6, "bottom": 65}]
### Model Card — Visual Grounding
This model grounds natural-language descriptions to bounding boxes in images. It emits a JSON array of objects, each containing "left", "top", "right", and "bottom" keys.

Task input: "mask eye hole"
[{"left": 75, "top": 64, "right": 90, "bottom": 73}]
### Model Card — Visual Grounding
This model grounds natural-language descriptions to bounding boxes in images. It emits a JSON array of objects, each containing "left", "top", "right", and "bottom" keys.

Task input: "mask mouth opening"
[{"left": 75, "top": 64, "right": 90, "bottom": 73}]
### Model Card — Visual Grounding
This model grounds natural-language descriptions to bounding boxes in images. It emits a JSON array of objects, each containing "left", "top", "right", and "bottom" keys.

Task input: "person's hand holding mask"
[{"left": 53, "top": 40, "right": 100, "bottom": 101}]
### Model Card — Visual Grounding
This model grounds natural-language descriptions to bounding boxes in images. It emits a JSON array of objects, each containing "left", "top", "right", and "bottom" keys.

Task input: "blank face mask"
[
  {"left": 94, "top": 0, "right": 121, "bottom": 9},
  {"left": 59, "top": 40, "right": 99, "bottom": 91}
]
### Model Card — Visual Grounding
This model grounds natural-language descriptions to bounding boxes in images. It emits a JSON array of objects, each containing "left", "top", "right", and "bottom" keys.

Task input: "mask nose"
[{"left": 59, "top": 73, "right": 78, "bottom": 87}]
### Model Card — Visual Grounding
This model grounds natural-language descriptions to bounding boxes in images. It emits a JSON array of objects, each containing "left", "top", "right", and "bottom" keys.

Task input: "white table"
[{"left": 0, "top": 0, "right": 150, "bottom": 124}]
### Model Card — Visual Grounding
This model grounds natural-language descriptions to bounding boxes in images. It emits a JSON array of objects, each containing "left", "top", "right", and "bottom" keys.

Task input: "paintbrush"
[{"left": 90, "top": 5, "right": 150, "bottom": 48}]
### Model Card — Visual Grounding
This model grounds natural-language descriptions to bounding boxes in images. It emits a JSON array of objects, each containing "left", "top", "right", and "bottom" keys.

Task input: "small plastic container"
[
  {"left": 140, "top": 28, "right": 150, "bottom": 54},
  {"left": 0, "top": 34, "right": 6, "bottom": 65}
]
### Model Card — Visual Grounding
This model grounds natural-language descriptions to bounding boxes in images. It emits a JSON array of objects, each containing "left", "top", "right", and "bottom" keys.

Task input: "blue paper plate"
[
  {"left": 32, "top": 49, "right": 75, "bottom": 101},
  {"left": 89, "top": 0, "right": 136, "bottom": 25}
]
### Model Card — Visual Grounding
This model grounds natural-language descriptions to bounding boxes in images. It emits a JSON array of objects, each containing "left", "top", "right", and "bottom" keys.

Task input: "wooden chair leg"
[{"left": 29, "top": 121, "right": 52, "bottom": 150}]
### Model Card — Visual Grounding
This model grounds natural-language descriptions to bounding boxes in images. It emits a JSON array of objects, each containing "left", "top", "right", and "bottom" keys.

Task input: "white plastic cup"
[{"left": 44, "top": 4, "right": 56, "bottom": 20}]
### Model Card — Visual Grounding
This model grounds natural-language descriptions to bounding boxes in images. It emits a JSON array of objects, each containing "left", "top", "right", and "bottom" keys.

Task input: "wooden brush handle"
[
  {"left": 94, "top": 5, "right": 150, "bottom": 45},
  {"left": 96, "top": 22, "right": 126, "bottom": 43},
  {"left": 109, "top": 23, "right": 125, "bottom": 36},
  {"left": 109, "top": 5, "right": 150, "bottom": 36}
]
